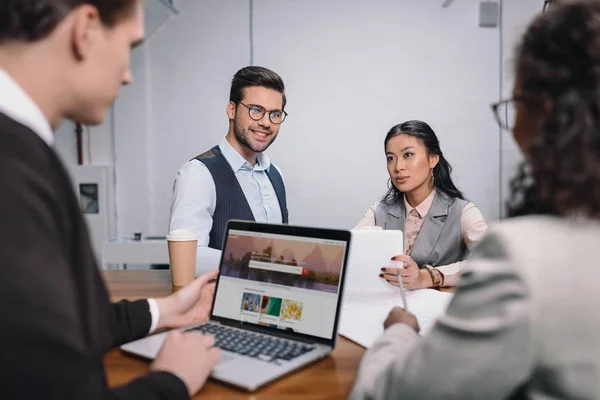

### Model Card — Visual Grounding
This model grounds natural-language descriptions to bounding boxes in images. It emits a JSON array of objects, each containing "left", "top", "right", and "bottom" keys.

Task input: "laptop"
[{"left": 121, "top": 220, "right": 351, "bottom": 391}]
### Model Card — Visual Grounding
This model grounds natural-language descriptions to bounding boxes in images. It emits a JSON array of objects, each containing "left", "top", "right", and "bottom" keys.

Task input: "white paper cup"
[{"left": 167, "top": 230, "right": 198, "bottom": 287}]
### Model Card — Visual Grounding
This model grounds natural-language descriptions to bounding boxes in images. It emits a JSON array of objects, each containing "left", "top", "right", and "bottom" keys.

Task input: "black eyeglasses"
[
  {"left": 237, "top": 102, "right": 288, "bottom": 124},
  {"left": 543, "top": 0, "right": 553, "bottom": 12},
  {"left": 491, "top": 97, "right": 523, "bottom": 131}
]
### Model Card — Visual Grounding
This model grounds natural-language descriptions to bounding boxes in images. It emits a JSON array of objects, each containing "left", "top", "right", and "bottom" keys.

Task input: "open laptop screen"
[{"left": 211, "top": 224, "right": 348, "bottom": 342}]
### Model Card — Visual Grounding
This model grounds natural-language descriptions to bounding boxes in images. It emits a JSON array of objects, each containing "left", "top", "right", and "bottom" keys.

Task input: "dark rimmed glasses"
[
  {"left": 238, "top": 102, "right": 288, "bottom": 124},
  {"left": 491, "top": 97, "right": 523, "bottom": 131}
]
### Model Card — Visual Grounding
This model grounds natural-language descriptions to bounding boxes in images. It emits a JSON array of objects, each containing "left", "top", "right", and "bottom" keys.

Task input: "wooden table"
[{"left": 102, "top": 270, "right": 365, "bottom": 399}]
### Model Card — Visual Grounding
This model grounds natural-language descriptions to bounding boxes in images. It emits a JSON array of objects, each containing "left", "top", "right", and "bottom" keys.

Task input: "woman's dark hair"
[
  {"left": 508, "top": 0, "right": 600, "bottom": 218},
  {"left": 0, "top": 0, "right": 138, "bottom": 44},
  {"left": 382, "top": 120, "right": 464, "bottom": 205},
  {"left": 229, "top": 66, "right": 287, "bottom": 110}
]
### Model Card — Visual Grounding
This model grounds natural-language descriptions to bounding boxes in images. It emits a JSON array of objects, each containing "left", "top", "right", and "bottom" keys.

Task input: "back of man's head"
[
  {"left": 0, "top": 0, "right": 144, "bottom": 128},
  {"left": 0, "top": 0, "right": 138, "bottom": 44}
]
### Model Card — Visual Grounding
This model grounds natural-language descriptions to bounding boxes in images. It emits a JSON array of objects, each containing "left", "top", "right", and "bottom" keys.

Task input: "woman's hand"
[
  {"left": 383, "top": 306, "right": 420, "bottom": 332},
  {"left": 380, "top": 255, "right": 433, "bottom": 290}
]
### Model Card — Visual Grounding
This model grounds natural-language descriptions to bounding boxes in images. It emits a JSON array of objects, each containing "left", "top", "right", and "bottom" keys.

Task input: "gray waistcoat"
[{"left": 374, "top": 193, "right": 468, "bottom": 268}]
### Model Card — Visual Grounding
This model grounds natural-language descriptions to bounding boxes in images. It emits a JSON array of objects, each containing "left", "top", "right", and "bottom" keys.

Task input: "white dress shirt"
[
  {"left": 169, "top": 137, "right": 284, "bottom": 274},
  {"left": 0, "top": 68, "right": 159, "bottom": 334},
  {"left": 0, "top": 69, "right": 54, "bottom": 146}
]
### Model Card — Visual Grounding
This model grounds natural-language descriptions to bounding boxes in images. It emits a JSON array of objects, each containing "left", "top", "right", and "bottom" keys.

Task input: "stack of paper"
[
  {"left": 339, "top": 229, "right": 454, "bottom": 348},
  {"left": 338, "top": 289, "right": 453, "bottom": 348}
]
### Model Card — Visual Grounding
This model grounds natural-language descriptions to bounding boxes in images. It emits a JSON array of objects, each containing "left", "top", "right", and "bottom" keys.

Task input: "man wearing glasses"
[{"left": 169, "top": 66, "right": 289, "bottom": 272}]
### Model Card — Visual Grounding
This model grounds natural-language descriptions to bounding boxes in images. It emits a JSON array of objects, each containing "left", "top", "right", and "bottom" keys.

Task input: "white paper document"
[
  {"left": 338, "top": 289, "right": 453, "bottom": 348},
  {"left": 345, "top": 229, "right": 404, "bottom": 293},
  {"left": 340, "top": 228, "right": 453, "bottom": 348}
]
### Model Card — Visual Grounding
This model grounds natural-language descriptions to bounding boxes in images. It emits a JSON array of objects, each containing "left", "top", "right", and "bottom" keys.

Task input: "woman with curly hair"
[{"left": 351, "top": 1, "right": 600, "bottom": 398}]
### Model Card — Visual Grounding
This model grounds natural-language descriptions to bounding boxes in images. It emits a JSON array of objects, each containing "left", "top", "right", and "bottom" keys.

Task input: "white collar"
[
  {"left": 218, "top": 137, "right": 271, "bottom": 172},
  {"left": 0, "top": 68, "right": 54, "bottom": 145}
]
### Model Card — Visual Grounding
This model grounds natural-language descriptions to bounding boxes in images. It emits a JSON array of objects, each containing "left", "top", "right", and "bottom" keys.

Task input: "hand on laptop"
[
  {"left": 380, "top": 255, "right": 432, "bottom": 290},
  {"left": 384, "top": 306, "right": 420, "bottom": 333},
  {"left": 155, "top": 269, "right": 219, "bottom": 330},
  {"left": 151, "top": 330, "right": 221, "bottom": 395}
]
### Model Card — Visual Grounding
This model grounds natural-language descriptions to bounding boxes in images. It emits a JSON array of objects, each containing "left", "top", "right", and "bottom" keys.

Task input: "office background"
[{"left": 52, "top": 0, "right": 543, "bottom": 249}]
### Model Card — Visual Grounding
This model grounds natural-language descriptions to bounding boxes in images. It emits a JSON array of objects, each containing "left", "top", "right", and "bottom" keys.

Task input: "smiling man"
[{"left": 169, "top": 66, "right": 289, "bottom": 271}]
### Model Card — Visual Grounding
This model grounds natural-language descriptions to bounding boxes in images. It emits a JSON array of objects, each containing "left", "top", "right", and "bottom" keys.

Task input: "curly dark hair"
[{"left": 508, "top": 0, "right": 600, "bottom": 218}]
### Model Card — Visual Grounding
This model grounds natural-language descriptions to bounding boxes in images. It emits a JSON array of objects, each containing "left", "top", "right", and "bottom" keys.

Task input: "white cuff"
[{"left": 147, "top": 298, "right": 160, "bottom": 334}]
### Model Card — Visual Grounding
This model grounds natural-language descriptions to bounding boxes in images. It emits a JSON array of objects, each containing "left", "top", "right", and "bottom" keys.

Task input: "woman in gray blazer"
[
  {"left": 356, "top": 120, "right": 487, "bottom": 289},
  {"left": 351, "top": 1, "right": 600, "bottom": 399}
]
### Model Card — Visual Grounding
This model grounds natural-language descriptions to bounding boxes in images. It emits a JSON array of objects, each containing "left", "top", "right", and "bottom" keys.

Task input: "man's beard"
[{"left": 233, "top": 119, "right": 277, "bottom": 153}]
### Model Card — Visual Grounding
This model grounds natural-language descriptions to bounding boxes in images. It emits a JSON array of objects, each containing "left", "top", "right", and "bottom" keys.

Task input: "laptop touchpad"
[{"left": 217, "top": 352, "right": 236, "bottom": 364}]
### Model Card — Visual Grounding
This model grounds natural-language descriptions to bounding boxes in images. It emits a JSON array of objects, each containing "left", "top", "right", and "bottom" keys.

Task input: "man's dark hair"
[
  {"left": 0, "top": 0, "right": 138, "bottom": 44},
  {"left": 229, "top": 66, "right": 286, "bottom": 110}
]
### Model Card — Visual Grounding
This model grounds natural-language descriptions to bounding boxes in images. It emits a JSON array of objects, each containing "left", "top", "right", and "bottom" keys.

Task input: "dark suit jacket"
[{"left": 0, "top": 113, "right": 188, "bottom": 399}]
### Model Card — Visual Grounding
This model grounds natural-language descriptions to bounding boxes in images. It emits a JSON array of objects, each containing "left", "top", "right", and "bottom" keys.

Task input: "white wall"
[
  {"left": 113, "top": 43, "right": 153, "bottom": 237},
  {"left": 147, "top": 0, "right": 249, "bottom": 234},
  {"left": 54, "top": 114, "right": 113, "bottom": 167},
  {"left": 253, "top": 0, "right": 501, "bottom": 228},
  {"left": 54, "top": 0, "right": 545, "bottom": 239}
]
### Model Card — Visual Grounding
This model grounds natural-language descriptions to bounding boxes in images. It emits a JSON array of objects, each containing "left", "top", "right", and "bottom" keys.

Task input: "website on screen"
[{"left": 212, "top": 230, "right": 347, "bottom": 339}]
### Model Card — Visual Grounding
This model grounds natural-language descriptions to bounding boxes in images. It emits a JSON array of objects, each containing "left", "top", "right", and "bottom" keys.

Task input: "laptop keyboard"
[{"left": 186, "top": 323, "right": 316, "bottom": 362}]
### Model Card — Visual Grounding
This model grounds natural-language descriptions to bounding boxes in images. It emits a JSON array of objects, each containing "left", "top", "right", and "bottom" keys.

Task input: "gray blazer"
[
  {"left": 374, "top": 193, "right": 469, "bottom": 267},
  {"left": 349, "top": 216, "right": 600, "bottom": 400}
]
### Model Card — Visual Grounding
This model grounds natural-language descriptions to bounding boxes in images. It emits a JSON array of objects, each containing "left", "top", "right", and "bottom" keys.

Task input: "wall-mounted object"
[
  {"left": 72, "top": 165, "right": 116, "bottom": 259},
  {"left": 479, "top": 1, "right": 499, "bottom": 28},
  {"left": 159, "top": 0, "right": 178, "bottom": 13}
]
